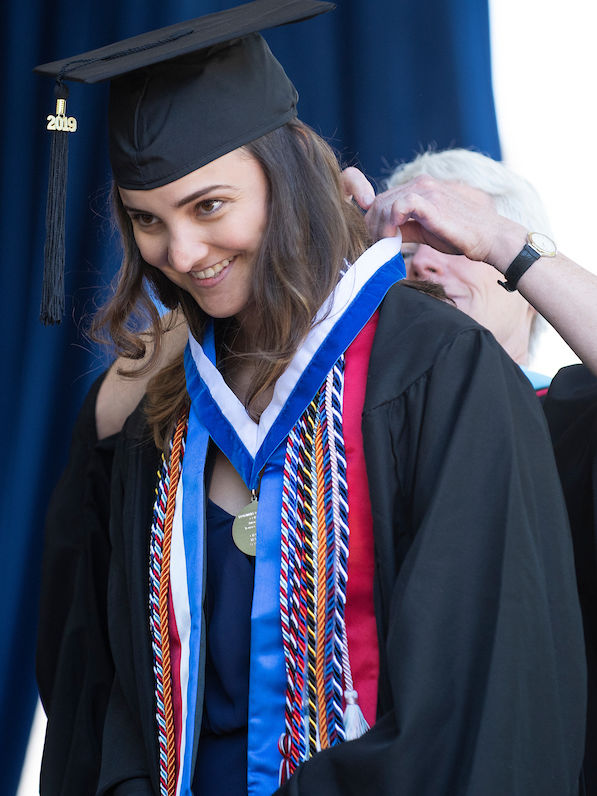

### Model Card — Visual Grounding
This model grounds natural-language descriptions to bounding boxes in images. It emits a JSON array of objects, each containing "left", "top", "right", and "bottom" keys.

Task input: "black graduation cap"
[{"left": 34, "top": 0, "right": 334, "bottom": 324}]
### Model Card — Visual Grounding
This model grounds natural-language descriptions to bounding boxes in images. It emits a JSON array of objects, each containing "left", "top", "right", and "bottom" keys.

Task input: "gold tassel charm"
[{"left": 46, "top": 94, "right": 77, "bottom": 133}]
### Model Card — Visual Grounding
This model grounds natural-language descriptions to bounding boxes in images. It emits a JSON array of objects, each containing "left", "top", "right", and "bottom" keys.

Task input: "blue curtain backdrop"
[{"left": 1, "top": 0, "right": 500, "bottom": 792}]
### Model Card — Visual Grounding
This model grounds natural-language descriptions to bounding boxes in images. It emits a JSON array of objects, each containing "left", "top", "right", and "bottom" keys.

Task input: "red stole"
[{"left": 343, "top": 313, "right": 380, "bottom": 725}]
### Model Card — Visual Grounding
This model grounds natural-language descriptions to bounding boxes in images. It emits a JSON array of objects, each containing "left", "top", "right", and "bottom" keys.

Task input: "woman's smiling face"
[{"left": 118, "top": 147, "right": 269, "bottom": 320}]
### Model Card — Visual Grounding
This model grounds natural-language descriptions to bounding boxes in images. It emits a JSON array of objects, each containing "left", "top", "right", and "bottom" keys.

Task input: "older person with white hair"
[
  {"left": 348, "top": 149, "right": 597, "bottom": 376},
  {"left": 386, "top": 150, "right": 551, "bottom": 368}
]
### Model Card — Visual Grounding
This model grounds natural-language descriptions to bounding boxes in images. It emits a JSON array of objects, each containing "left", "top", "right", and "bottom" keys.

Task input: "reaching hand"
[{"left": 341, "top": 168, "right": 524, "bottom": 270}]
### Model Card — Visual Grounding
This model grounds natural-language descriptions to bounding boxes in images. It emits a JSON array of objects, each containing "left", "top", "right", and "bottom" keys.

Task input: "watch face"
[{"left": 528, "top": 232, "right": 557, "bottom": 256}]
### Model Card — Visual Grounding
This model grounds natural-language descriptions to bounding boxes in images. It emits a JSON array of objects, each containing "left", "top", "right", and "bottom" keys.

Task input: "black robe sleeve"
[
  {"left": 276, "top": 288, "right": 586, "bottom": 795},
  {"left": 543, "top": 364, "right": 597, "bottom": 795},
  {"left": 37, "top": 375, "right": 117, "bottom": 796},
  {"left": 96, "top": 407, "right": 161, "bottom": 796}
]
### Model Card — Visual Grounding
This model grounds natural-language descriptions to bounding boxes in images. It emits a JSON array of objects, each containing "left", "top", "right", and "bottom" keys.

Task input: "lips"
[{"left": 190, "top": 257, "right": 231, "bottom": 281}]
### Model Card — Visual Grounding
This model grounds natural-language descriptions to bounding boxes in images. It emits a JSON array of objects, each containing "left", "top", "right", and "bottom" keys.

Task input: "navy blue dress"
[{"left": 192, "top": 499, "right": 255, "bottom": 795}]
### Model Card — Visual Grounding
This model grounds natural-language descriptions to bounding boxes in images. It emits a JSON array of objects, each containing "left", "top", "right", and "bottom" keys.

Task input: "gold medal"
[{"left": 232, "top": 491, "right": 258, "bottom": 556}]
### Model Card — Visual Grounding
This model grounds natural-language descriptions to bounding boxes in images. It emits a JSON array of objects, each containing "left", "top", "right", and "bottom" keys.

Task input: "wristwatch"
[{"left": 498, "top": 232, "right": 557, "bottom": 292}]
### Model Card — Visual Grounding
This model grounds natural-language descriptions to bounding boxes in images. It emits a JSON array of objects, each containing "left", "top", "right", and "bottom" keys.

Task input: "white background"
[{"left": 490, "top": 0, "right": 597, "bottom": 374}]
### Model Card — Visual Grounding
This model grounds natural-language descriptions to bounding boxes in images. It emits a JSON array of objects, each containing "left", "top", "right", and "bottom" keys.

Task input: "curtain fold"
[{"left": 1, "top": 0, "right": 500, "bottom": 791}]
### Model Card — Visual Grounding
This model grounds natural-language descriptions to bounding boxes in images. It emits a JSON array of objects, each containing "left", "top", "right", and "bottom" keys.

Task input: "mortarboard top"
[
  {"left": 34, "top": 0, "right": 334, "bottom": 324},
  {"left": 35, "top": 0, "right": 333, "bottom": 84}
]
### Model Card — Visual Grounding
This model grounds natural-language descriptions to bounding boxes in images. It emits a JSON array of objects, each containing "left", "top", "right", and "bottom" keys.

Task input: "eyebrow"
[
  {"left": 175, "top": 184, "right": 234, "bottom": 208},
  {"left": 122, "top": 184, "right": 235, "bottom": 214}
]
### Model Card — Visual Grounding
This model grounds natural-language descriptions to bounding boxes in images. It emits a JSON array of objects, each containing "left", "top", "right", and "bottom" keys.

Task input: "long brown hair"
[{"left": 92, "top": 119, "right": 370, "bottom": 446}]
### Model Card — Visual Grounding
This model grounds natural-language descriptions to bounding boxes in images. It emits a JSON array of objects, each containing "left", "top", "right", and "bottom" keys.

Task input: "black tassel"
[{"left": 40, "top": 81, "right": 75, "bottom": 325}]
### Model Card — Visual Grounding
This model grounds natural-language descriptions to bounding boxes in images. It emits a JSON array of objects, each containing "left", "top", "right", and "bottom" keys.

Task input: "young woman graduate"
[{"left": 35, "top": 1, "right": 586, "bottom": 794}]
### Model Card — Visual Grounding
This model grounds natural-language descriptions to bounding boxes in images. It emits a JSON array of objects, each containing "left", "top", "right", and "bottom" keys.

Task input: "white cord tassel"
[
  {"left": 325, "top": 358, "right": 370, "bottom": 744},
  {"left": 343, "top": 688, "right": 370, "bottom": 740}
]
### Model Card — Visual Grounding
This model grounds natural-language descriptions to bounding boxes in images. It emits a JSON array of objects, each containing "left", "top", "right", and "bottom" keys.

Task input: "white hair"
[
  {"left": 386, "top": 148, "right": 552, "bottom": 233},
  {"left": 386, "top": 148, "right": 552, "bottom": 354}
]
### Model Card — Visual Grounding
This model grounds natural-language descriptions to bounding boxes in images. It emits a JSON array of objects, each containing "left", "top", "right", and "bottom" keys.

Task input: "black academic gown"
[
  {"left": 39, "top": 284, "right": 588, "bottom": 795},
  {"left": 273, "top": 286, "right": 587, "bottom": 795},
  {"left": 543, "top": 365, "right": 597, "bottom": 796},
  {"left": 36, "top": 377, "right": 117, "bottom": 796}
]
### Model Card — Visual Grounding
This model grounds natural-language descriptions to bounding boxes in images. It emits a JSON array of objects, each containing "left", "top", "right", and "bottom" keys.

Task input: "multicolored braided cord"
[
  {"left": 148, "top": 413, "right": 188, "bottom": 796},
  {"left": 279, "top": 354, "right": 364, "bottom": 783}
]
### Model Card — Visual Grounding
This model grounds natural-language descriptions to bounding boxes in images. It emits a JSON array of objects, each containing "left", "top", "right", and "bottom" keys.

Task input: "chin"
[{"left": 194, "top": 299, "right": 250, "bottom": 320}]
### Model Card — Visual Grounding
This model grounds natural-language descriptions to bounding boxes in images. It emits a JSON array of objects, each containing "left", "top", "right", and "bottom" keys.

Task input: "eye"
[
  {"left": 196, "top": 198, "right": 223, "bottom": 216},
  {"left": 401, "top": 245, "right": 418, "bottom": 261},
  {"left": 129, "top": 212, "right": 159, "bottom": 228}
]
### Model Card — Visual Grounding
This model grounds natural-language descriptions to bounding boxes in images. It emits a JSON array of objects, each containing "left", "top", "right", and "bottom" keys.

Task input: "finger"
[
  {"left": 363, "top": 198, "right": 389, "bottom": 240},
  {"left": 341, "top": 166, "right": 375, "bottom": 209},
  {"left": 387, "top": 191, "right": 432, "bottom": 228},
  {"left": 399, "top": 220, "right": 424, "bottom": 244},
  {"left": 378, "top": 219, "right": 402, "bottom": 239},
  {"left": 365, "top": 195, "right": 413, "bottom": 241}
]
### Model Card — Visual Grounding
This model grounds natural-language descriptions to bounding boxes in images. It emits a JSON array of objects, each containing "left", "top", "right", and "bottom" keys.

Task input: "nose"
[
  {"left": 167, "top": 228, "right": 209, "bottom": 273},
  {"left": 409, "top": 245, "right": 446, "bottom": 280}
]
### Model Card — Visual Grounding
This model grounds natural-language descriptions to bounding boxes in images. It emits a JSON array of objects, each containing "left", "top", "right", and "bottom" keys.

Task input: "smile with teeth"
[{"left": 191, "top": 257, "right": 232, "bottom": 280}]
